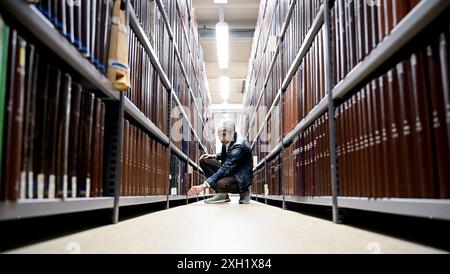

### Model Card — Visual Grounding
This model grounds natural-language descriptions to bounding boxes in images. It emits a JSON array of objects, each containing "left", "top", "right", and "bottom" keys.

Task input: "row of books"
[
  {"left": 267, "top": 155, "right": 282, "bottom": 196},
  {"left": 253, "top": 21, "right": 327, "bottom": 161},
  {"left": 253, "top": 113, "right": 331, "bottom": 197},
  {"left": 170, "top": 154, "right": 187, "bottom": 196},
  {"left": 283, "top": 26, "right": 327, "bottom": 135},
  {"left": 247, "top": 0, "right": 288, "bottom": 109},
  {"left": 130, "top": 0, "right": 214, "bottom": 153},
  {"left": 280, "top": 0, "right": 324, "bottom": 96},
  {"left": 251, "top": 168, "right": 265, "bottom": 196},
  {"left": 244, "top": 0, "right": 324, "bottom": 137},
  {"left": 285, "top": 114, "right": 331, "bottom": 197},
  {"left": 121, "top": 119, "right": 169, "bottom": 196},
  {"left": 130, "top": 0, "right": 173, "bottom": 81},
  {"left": 331, "top": 0, "right": 421, "bottom": 86},
  {"left": 265, "top": 101, "right": 281, "bottom": 156},
  {"left": 130, "top": 0, "right": 157, "bottom": 46},
  {"left": 0, "top": 20, "right": 106, "bottom": 201},
  {"left": 243, "top": 0, "right": 284, "bottom": 136},
  {"left": 127, "top": 29, "right": 169, "bottom": 134},
  {"left": 171, "top": 1, "right": 214, "bottom": 149},
  {"left": 336, "top": 24, "right": 450, "bottom": 199},
  {"left": 33, "top": 0, "right": 114, "bottom": 76}
]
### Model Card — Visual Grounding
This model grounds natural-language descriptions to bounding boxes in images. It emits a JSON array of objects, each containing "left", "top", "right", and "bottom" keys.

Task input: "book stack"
[
  {"left": 336, "top": 19, "right": 450, "bottom": 198},
  {"left": 331, "top": 0, "right": 421, "bottom": 86},
  {"left": 0, "top": 19, "right": 106, "bottom": 201},
  {"left": 127, "top": 29, "right": 169, "bottom": 135},
  {"left": 33, "top": 0, "right": 114, "bottom": 75},
  {"left": 296, "top": 114, "right": 331, "bottom": 197},
  {"left": 283, "top": 26, "right": 327, "bottom": 135},
  {"left": 251, "top": 168, "right": 265, "bottom": 196},
  {"left": 244, "top": 0, "right": 325, "bottom": 141},
  {"left": 121, "top": 119, "right": 169, "bottom": 196},
  {"left": 267, "top": 154, "right": 282, "bottom": 196}
]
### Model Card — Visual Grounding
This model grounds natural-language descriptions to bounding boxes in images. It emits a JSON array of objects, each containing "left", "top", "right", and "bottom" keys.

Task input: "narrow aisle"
[{"left": 6, "top": 197, "right": 446, "bottom": 254}]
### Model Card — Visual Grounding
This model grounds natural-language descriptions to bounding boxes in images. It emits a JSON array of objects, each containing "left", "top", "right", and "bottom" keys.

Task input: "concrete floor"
[{"left": 5, "top": 196, "right": 447, "bottom": 254}]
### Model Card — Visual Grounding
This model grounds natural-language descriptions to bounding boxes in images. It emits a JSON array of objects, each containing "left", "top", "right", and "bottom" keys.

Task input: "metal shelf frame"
[
  {"left": 0, "top": 0, "right": 121, "bottom": 101},
  {"left": 246, "top": 0, "right": 299, "bottom": 137},
  {"left": 0, "top": 0, "right": 211, "bottom": 223},
  {"left": 154, "top": 0, "right": 209, "bottom": 153},
  {"left": 0, "top": 198, "right": 115, "bottom": 221},
  {"left": 255, "top": 194, "right": 450, "bottom": 221},
  {"left": 248, "top": 0, "right": 450, "bottom": 223},
  {"left": 128, "top": 3, "right": 208, "bottom": 154},
  {"left": 249, "top": 5, "right": 325, "bottom": 149}
]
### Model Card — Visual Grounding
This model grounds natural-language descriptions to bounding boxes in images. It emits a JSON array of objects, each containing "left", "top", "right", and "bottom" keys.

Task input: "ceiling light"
[
  {"left": 214, "top": 0, "right": 228, "bottom": 4},
  {"left": 216, "top": 22, "right": 229, "bottom": 69}
]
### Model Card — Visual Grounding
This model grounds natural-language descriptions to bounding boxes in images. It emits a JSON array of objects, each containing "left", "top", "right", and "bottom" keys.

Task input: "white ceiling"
[{"left": 192, "top": 0, "right": 260, "bottom": 106}]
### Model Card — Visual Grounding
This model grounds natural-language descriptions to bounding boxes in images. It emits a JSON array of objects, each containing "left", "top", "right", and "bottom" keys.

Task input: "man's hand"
[
  {"left": 199, "top": 154, "right": 215, "bottom": 161},
  {"left": 188, "top": 184, "right": 205, "bottom": 197}
]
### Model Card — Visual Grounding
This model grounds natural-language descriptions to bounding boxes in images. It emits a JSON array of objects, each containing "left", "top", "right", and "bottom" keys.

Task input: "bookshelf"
[
  {"left": 248, "top": 0, "right": 450, "bottom": 223},
  {"left": 0, "top": 0, "right": 214, "bottom": 223}
]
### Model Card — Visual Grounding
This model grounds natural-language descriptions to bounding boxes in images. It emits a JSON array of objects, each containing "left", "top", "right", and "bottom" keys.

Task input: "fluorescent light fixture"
[
  {"left": 220, "top": 76, "right": 230, "bottom": 101},
  {"left": 214, "top": 0, "right": 228, "bottom": 4},
  {"left": 216, "top": 22, "right": 229, "bottom": 69}
]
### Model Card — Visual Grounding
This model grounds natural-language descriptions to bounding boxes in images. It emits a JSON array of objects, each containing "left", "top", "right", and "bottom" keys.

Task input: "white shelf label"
[
  {"left": 28, "top": 171, "right": 34, "bottom": 199},
  {"left": 37, "top": 174, "right": 44, "bottom": 199},
  {"left": 48, "top": 175, "right": 56, "bottom": 199},
  {"left": 20, "top": 171, "right": 26, "bottom": 200},
  {"left": 86, "top": 178, "right": 91, "bottom": 198},
  {"left": 171, "top": 187, "right": 177, "bottom": 196},
  {"left": 71, "top": 177, "right": 77, "bottom": 198}
]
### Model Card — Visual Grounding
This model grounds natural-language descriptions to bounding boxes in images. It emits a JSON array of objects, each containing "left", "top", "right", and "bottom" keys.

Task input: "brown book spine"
[
  {"left": 335, "top": 105, "right": 342, "bottom": 195},
  {"left": 94, "top": 0, "right": 102, "bottom": 68},
  {"left": 346, "top": 100, "right": 355, "bottom": 197},
  {"left": 370, "top": 1, "right": 379, "bottom": 50},
  {"left": 383, "top": 0, "right": 394, "bottom": 36},
  {"left": 140, "top": 130, "right": 144, "bottom": 196},
  {"left": 396, "top": 62, "right": 415, "bottom": 197},
  {"left": 46, "top": 66, "right": 61, "bottom": 199},
  {"left": 65, "top": 0, "right": 74, "bottom": 44},
  {"left": 77, "top": 90, "right": 94, "bottom": 197},
  {"left": 438, "top": 31, "right": 450, "bottom": 198},
  {"left": 393, "top": 0, "right": 409, "bottom": 27},
  {"left": 363, "top": 0, "right": 372, "bottom": 57},
  {"left": 359, "top": 90, "right": 369, "bottom": 197},
  {"left": 350, "top": 95, "right": 361, "bottom": 196},
  {"left": 342, "top": 102, "right": 350, "bottom": 196},
  {"left": 3, "top": 33, "right": 26, "bottom": 201},
  {"left": 68, "top": 83, "right": 82, "bottom": 198},
  {"left": 377, "top": 0, "right": 386, "bottom": 43},
  {"left": 424, "top": 44, "right": 448, "bottom": 199},
  {"left": 27, "top": 50, "right": 39, "bottom": 199},
  {"left": 56, "top": 73, "right": 72, "bottom": 198},
  {"left": 365, "top": 84, "right": 376, "bottom": 197},
  {"left": 378, "top": 75, "right": 391, "bottom": 197},
  {"left": 371, "top": 80, "right": 383, "bottom": 198},
  {"left": 99, "top": 101, "right": 105, "bottom": 197},
  {"left": 355, "top": 0, "right": 365, "bottom": 63},
  {"left": 387, "top": 69, "right": 402, "bottom": 197},
  {"left": 21, "top": 44, "right": 37, "bottom": 199},
  {"left": 90, "top": 98, "right": 102, "bottom": 197},
  {"left": 410, "top": 52, "right": 436, "bottom": 198},
  {"left": 33, "top": 60, "right": 47, "bottom": 198}
]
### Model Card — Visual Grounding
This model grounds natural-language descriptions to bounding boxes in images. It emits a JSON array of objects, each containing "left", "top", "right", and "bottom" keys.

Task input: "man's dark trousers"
[{"left": 200, "top": 158, "right": 248, "bottom": 194}]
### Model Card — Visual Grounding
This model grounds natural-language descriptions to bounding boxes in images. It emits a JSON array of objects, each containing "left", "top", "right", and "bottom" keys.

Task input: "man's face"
[{"left": 219, "top": 130, "right": 233, "bottom": 145}]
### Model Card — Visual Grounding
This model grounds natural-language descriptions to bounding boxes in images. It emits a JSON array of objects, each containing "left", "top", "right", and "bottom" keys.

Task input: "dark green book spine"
[{"left": 0, "top": 16, "right": 10, "bottom": 198}]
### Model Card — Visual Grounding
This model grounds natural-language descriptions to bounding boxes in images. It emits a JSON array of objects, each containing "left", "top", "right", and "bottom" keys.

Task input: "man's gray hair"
[{"left": 217, "top": 119, "right": 236, "bottom": 134}]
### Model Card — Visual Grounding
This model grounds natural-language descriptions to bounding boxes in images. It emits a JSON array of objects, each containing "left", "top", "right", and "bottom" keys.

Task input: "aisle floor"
[{"left": 6, "top": 196, "right": 447, "bottom": 254}]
